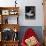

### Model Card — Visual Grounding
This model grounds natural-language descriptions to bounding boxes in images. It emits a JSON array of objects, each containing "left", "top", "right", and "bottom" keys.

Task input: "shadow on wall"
[{"left": 18, "top": 26, "right": 44, "bottom": 44}]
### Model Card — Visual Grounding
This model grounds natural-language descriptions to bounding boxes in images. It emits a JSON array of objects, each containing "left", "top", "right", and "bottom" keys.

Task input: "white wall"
[{"left": 0, "top": 0, "right": 44, "bottom": 26}]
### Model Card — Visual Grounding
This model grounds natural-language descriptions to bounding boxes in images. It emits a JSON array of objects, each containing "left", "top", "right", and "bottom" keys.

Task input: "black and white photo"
[{"left": 25, "top": 6, "right": 35, "bottom": 19}]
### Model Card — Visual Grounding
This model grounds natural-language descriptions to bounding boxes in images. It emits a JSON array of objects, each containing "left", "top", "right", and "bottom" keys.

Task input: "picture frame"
[
  {"left": 2, "top": 10, "right": 9, "bottom": 15},
  {"left": 9, "top": 10, "right": 18, "bottom": 15},
  {"left": 25, "top": 6, "right": 35, "bottom": 19}
]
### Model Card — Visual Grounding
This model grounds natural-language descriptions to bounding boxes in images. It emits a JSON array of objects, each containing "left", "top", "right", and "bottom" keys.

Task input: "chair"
[{"left": 21, "top": 28, "right": 41, "bottom": 46}]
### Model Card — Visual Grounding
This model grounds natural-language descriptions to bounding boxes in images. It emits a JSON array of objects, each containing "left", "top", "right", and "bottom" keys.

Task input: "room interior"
[{"left": 0, "top": 0, "right": 45, "bottom": 46}]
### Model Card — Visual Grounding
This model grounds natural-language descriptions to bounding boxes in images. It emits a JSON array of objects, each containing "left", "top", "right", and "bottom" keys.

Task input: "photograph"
[{"left": 25, "top": 6, "right": 35, "bottom": 19}]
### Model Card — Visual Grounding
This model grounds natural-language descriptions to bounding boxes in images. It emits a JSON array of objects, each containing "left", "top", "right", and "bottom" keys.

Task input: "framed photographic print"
[
  {"left": 2, "top": 10, "right": 9, "bottom": 15},
  {"left": 25, "top": 6, "right": 35, "bottom": 19},
  {"left": 9, "top": 10, "right": 18, "bottom": 15}
]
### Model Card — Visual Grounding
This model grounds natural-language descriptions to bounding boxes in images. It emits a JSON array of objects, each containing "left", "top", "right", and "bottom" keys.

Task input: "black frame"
[{"left": 25, "top": 6, "right": 35, "bottom": 19}]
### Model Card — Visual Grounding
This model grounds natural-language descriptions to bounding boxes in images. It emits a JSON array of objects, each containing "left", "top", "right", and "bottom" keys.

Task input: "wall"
[
  {"left": 18, "top": 0, "right": 44, "bottom": 26},
  {"left": 0, "top": 0, "right": 44, "bottom": 26}
]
